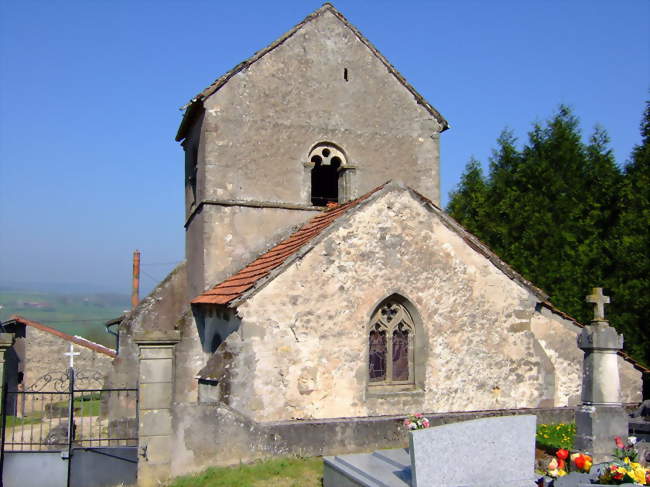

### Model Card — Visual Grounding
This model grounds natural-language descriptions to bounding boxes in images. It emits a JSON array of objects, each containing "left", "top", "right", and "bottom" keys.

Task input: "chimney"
[{"left": 131, "top": 250, "right": 141, "bottom": 309}]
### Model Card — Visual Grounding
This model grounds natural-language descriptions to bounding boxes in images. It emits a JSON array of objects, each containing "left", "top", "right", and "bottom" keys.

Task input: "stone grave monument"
[
  {"left": 574, "top": 288, "right": 629, "bottom": 463},
  {"left": 323, "top": 414, "right": 537, "bottom": 487}
]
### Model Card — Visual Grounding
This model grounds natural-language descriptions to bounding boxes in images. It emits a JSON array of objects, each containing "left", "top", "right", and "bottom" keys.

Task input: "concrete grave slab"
[
  {"left": 409, "top": 414, "right": 537, "bottom": 487},
  {"left": 324, "top": 415, "right": 537, "bottom": 487}
]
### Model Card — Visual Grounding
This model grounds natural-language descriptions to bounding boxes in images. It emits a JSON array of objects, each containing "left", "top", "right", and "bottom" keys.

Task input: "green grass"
[
  {"left": 536, "top": 422, "right": 575, "bottom": 452},
  {"left": 74, "top": 395, "right": 102, "bottom": 417},
  {"left": 168, "top": 457, "right": 323, "bottom": 487},
  {"left": 4, "top": 414, "right": 42, "bottom": 428}
]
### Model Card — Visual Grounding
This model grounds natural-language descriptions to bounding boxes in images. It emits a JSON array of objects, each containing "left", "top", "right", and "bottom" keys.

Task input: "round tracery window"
[{"left": 308, "top": 144, "right": 347, "bottom": 168}]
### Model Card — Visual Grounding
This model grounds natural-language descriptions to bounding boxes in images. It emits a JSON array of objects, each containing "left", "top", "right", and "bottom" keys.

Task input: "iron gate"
[{"left": 0, "top": 369, "right": 138, "bottom": 487}]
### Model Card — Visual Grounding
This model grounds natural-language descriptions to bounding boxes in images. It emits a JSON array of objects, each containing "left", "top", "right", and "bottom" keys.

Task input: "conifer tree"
[
  {"left": 446, "top": 157, "right": 487, "bottom": 237},
  {"left": 607, "top": 102, "right": 650, "bottom": 364},
  {"left": 446, "top": 106, "right": 649, "bottom": 365}
]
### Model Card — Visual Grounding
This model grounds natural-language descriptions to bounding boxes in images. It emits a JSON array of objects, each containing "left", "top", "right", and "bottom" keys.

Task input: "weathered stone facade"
[
  {"left": 195, "top": 186, "right": 642, "bottom": 422},
  {"left": 106, "top": 4, "right": 645, "bottom": 485},
  {"left": 178, "top": 5, "right": 447, "bottom": 300}
]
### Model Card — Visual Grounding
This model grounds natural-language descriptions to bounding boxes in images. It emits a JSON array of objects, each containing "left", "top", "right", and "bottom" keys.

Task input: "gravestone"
[
  {"left": 574, "top": 288, "right": 629, "bottom": 463},
  {"left": 323, "top": 415, "right": 537, "bottom": 487}
]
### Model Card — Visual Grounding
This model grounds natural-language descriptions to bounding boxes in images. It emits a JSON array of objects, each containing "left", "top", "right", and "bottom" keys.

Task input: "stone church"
[{"left": 110, "top": 4, "right": 645, "bottom": 485}]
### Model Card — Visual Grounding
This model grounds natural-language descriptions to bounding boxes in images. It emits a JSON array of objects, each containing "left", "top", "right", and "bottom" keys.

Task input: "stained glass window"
[
  {"left": 392, "top": 327, "right": 409, "bottom": 381},
  {"left": 369, "top": 328, "right": 386, "bottom": 381},
  {"left": 368, "top": 298, "right": 415, "bottom": 387}
]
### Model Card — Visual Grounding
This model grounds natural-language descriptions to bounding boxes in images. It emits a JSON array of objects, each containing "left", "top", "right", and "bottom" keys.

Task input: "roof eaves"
[
  {"left": 325, "top": 6, "right": 448, "bottom": 132},
  {"left": 9, "top": 315, "right": 117, "bottom": 358},
  {"left": 176, "top": 3, "right": 448, "bottom": 141},
  {"left": 408, "top": 188, "right": 549, "bottom": 302},
  {"left": 539, "top": 302, "right": 650, "bottom": 374},
  {"left": 176, "top": 4, "right": 332, "bottom": 142}
]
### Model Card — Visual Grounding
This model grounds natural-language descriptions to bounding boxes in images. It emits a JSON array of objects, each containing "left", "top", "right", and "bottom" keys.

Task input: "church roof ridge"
[
  {"left": 175, "top": 4, "right": 449, "bottom": 141},
  {"left": 5, "top": 315, "right": 117, "bottom": 358}
]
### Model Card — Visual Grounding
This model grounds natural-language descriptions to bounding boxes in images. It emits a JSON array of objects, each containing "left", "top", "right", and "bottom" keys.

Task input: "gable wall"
[
  {"left": 222, "top": 189, "right": 565, "bottom": 421},
  {"left": 199, "top": 11, "right": 442, "bottom": 206},
  {"left": 220, "top": 189, "right": 641, "bottom": 422}
]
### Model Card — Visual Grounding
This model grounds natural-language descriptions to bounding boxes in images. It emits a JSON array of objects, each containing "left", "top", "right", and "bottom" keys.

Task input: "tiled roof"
[
  {"left": 6, "top": 315, "right": 117, "bottom": 358},
  {"left": 192, "top": 185, "right": 384, "bottom": 305},
  {"left": 175, "top": 3, "right": 448, "bottom": 141}
]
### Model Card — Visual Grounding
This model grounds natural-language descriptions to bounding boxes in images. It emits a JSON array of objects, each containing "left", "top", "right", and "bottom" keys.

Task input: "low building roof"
[{"left": 5, "top": 315, "right": 116, "bottom": 358}]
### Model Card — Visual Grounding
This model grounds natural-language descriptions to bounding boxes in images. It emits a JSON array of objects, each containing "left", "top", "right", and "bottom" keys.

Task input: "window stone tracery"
[
  {"left": 368, "top": 299, "right": 415, "bottom": 387},
  {"left": 308, "top": 143, "right": 349, "bottom": 206}
]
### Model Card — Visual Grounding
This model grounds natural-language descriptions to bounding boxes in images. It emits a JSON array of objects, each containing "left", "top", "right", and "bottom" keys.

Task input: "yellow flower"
[{"left": 628, "top": 465, "right": 645, "bottom": 484}]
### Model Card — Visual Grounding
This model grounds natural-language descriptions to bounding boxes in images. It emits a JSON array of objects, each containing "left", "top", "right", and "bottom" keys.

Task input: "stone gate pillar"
[
  {"left": 134, "top": 330, "right": 181, "bottom": 487},
  {"left": 0, "top": 333, "right": 15, "bottom": 414},
  {"left": 0, "top": 332, "right": 15, "bottom": 383},
  {"left": 574, "top": 288, "right": 628, "bottom": 462}
]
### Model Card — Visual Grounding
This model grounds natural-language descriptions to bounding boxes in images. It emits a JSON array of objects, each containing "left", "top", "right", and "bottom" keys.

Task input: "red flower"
[
  {"left": 574, "top": 455, "right": 585, "bottom": 470},
  {"left": 557, "top": 458, "right": 565, "bottom": 470},
  {"left": 556, "top": 449, "right": 569, "bottom": 460},
  {"left": 614, "top": 436, "right": 624, "bottom": 449}
]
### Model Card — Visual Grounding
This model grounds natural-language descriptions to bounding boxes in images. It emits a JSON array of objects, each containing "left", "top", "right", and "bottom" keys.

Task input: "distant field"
[{"left": 0, "top": 291, "right": 129, "bottom": 348}]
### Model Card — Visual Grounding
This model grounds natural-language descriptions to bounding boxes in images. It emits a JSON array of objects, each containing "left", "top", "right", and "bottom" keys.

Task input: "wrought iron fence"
[{"left": 0, "top": 369, "right": 137, "bottom": 453}]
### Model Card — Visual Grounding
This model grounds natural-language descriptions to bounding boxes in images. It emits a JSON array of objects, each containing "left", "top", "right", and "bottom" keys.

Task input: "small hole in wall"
[{"left": 344, "top": 67, "right": 348, "bottom": 81}]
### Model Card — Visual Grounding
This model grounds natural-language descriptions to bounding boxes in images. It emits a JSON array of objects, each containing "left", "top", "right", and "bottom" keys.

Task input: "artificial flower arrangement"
[
  {"left": 544, "top": 448, "right": 592, "bottom": 478},
  {"left": 403, "top": 413, "right": 430, "bottom": 430},
  {"left": 597, "top": 436, "right": 650, "bottom": 485}
]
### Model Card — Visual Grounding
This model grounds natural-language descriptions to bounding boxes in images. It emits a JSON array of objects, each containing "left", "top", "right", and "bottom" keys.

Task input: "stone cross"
[
  {"left": 64, "top": 342, "right": 80, "bottom": 369},
  {"left": 586, "top": 287, "right": 610, "bottom": 321}
]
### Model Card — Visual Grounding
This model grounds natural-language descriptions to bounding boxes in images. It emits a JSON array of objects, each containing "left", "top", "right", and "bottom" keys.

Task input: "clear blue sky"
[{"left": 1, "top": 0, "right": 648, "bottom": 295}]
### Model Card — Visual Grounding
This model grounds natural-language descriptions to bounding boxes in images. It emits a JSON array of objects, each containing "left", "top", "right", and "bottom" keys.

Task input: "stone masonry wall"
[
  {"left": 217, "top": 188, "right": 642, "bottom": 421},
  {"left": 21, "top": 328, "right": 113, "bottom": 390}
]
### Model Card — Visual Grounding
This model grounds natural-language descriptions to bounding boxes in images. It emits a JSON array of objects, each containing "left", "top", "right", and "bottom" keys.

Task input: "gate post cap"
[
  {"left": 134, "top": 329, "right": 181, "bottom": 346},
  {"left": 0, "top": 332, "right": 14, "bottom": 349}
]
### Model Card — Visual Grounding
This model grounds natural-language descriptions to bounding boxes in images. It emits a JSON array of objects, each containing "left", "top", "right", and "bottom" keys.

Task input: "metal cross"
[
  {"left": 586, "top": 287, "right": 610, "bottom": 321},
  {"left": 64, "top": 342, "right": 80, "bottom": 369}
]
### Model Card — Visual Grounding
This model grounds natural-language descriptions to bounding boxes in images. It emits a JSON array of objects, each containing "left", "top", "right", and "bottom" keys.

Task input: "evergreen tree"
[
  {"left": 446, "top": 157, "right": 487, "bottom": 236},
  {"left": 607, "top": 102, "right": 650, "bottom": 364},
  {"left": 446, "top": 106, "right": 649, "bottom": 365}
]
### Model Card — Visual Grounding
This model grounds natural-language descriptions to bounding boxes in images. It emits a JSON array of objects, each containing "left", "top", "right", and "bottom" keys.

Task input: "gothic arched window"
[
  {"left": 308, "top": 143, "right": 347, "bottom": 206},
  {"left": 369, "top": 298, "right": 415, "bottom": 386}
]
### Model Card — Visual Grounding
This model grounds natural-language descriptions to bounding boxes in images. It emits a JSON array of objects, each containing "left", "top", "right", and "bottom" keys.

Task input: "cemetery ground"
[{"left": 158, "top": 422, "right": 576, "bottom": 486}]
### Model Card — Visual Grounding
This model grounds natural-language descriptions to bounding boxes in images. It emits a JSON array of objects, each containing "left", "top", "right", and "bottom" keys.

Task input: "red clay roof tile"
[
  {"left": 8, "top": 315, "right": 117, "bottom": 358},
  {"left": 191, "top": 185, "right": 384, "bottom": 305}
]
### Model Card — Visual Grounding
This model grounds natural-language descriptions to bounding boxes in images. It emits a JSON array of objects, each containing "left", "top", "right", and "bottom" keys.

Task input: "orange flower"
[{"left": 556, "top": 449, "right": 569, "bottom": 460}]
